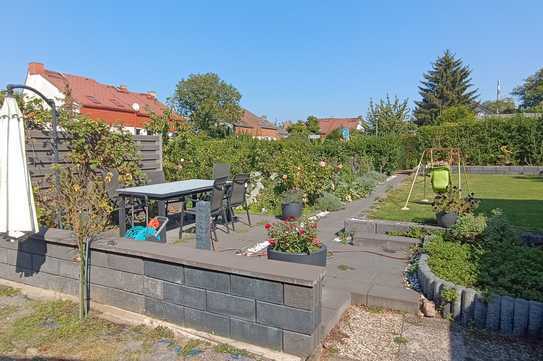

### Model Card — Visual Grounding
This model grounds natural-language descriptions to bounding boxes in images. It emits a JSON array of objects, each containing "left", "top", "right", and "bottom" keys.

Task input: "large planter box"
[{"left": 267, "top": 245, "right": 327, "bottom": 267}]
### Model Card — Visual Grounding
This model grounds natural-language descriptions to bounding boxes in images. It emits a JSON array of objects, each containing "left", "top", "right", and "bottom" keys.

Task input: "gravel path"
[{"left": 322, "top": 305, "right": 543, "bottom": 361}]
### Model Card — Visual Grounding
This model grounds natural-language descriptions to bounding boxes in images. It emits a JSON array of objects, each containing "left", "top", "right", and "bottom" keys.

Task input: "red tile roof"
[
  {"left": 237, "top": 109, "right": 277, "bottom": 130},
  {"left": 318, "top": 117, "right": 361, "bottom": 136},
  {"left": 28, "top": 62, "right": 171, "bottom": 127}
]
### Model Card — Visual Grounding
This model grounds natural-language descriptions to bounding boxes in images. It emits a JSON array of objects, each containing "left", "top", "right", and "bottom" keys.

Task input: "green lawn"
[{"left": 370, "top": 174, "right": 543, "bottom": 230}]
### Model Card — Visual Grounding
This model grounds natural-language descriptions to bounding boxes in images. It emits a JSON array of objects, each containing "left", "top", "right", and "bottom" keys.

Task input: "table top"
[{"left": 116, "top": 179, "right": 215, "bottom": 199}]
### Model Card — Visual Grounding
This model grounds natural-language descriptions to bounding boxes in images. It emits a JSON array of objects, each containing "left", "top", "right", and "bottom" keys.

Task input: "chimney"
[
  {"left": 146, "top": 91, "right": 156, "bottom": 99},
  {"left": 28, "top": 62, "right": 45, "bottom": 75},
  {"left": 118, "top": 85, "right": 128, "bottom": 93}
]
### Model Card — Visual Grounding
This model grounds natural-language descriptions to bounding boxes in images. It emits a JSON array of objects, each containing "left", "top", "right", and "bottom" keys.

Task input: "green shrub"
[
  {"left": 446, "top": 213, "right": 487, "bottom": 243},
  {"left": 425, "top": 212, "right": 543, "bottom": 302},
  {"left": 315, "top": 192, "right": 345, "bottom": 211},
  {"left": 423, "top": 234, "right": 479, "bottom": 288},
  {"left": 281, "top": 189, "right": 304, "bottom": 204}
]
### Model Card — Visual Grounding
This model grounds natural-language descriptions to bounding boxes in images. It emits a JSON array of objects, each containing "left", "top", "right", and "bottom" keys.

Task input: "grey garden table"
[{"left": 116, "top": 179, "right": 216, "bottom": 243}]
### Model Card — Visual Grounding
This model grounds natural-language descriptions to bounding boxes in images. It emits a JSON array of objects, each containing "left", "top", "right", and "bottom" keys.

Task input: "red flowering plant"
[{"left": 265, "top": 217, "right": 321, "bottom": 254}]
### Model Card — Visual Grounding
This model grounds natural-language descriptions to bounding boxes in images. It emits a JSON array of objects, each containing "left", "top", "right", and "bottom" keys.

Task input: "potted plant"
[
  {"left": 265, "top": 217, "right": 326, "bottom": 267},
  {"left": 280, "top": 189, "right": 304, "bottom": 220},
  {"left": 432, "top": 186, "right": 479, "bottom": 228}
]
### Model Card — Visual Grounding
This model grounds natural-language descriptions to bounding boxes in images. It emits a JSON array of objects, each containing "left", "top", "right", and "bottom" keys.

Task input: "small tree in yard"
[{"left": 51, "top": 166, "right": 112, "bottom": 319}]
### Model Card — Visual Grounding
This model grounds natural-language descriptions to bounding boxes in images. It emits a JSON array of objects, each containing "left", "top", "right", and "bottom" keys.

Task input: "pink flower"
[
  {"left": 319, "top": 160, "right": 326, "bottom": 167},
  {"left": 264, "top": 223, "right": 272, "bottom": 230},
  {"left": 268, "top": 239, "right": 276, "bottom": 246},
  {"left": 282, "top": 174, "right": 288, "bottom": 180}
]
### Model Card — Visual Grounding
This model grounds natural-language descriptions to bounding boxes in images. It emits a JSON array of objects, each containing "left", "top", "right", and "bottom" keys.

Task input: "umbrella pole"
[{"left": 6, "top": 84, "right": 63, "bottom": 228}]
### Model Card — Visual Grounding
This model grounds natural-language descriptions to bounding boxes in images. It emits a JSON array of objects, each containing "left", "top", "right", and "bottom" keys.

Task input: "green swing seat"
[{"left": 430, "top": 165, "right": 451, "bottom": 193}]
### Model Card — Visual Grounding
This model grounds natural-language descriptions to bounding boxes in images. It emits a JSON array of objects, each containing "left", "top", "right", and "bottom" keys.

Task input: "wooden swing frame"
[{"left": 401, "top": 147, "right": 469, "bottom": 211}]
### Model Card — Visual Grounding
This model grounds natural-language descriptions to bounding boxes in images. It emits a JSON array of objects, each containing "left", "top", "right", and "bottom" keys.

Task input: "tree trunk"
[{"left": 79, "top": 243, "right": 87, "bottom": 319}]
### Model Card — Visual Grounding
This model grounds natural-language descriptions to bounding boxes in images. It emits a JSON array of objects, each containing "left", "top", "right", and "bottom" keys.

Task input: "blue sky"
[{"left": 2, "top": 1, "right": 542, "bottom": 123}]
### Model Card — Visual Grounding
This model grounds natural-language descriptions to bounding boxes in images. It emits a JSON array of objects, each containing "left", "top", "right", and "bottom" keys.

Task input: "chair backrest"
[
  {"left": 147, "top": 170, "right": 165, "bottom": 185},
  {"left": 210, "top": 176, "right": 228, "bottom": 213},
  {"left": 106, "top": 169, "right": 120, "bottom": 201},
  {"left": 229, "top": 174, "right": 249, "bottom": 206},
  {"left": 212, "top": 163, "right": 231, "bottom": 180}
]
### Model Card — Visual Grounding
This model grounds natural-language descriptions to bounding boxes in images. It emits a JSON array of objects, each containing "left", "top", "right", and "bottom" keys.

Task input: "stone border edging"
[
  {"left": 450, "top": 166, "right": 543, "bottom": 175},
  {"left": 418, "top": 254, "right": 543, "bottom": 337}
]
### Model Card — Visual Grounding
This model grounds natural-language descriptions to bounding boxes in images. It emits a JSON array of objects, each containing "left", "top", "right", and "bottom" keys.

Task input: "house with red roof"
[
  {"left": 234, "top": 109, "right": 281, "bottom": 140},
  {"left": 317, "top": 117, "right": 363, "bottom": 137},
  {"left": 24, "top": 62, "right": 174, "bottom": 134}
]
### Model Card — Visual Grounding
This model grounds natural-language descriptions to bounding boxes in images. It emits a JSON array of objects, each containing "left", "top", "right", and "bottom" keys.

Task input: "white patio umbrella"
[{"left": 0, "top": 96, "right": 39, "bottom": 238}]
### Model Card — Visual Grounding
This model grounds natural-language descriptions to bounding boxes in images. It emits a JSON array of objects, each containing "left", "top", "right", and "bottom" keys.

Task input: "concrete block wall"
[
  {"left": 0, "top": 229, "right": 325, "bottom": 357},
  {"left": 418, "top": 254, "right": 543, "bottom": 337}
]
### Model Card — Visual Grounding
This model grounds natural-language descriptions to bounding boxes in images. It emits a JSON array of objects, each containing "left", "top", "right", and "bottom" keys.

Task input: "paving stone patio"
[{"left": 163, "top": 174, "right": 420, "bottom": 341}]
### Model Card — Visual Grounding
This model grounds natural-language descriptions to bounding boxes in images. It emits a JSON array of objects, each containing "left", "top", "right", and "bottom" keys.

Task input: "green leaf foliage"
[
  {"left": 512, "top": 67, "right": 543, "bottom": 112},
  {"left": 171, "top": 73, "right": 243, "bottom": 135}
]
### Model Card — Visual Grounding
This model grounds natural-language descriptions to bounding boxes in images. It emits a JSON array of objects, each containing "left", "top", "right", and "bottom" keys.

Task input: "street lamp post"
[{"left": 6, "top": 84, "right": 63, "bottom": 229}]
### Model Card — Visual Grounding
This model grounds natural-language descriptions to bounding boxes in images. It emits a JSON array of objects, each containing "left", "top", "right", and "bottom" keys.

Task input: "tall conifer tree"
[{"left": 414, "top": 50, "right": 478, "bottom": 125}]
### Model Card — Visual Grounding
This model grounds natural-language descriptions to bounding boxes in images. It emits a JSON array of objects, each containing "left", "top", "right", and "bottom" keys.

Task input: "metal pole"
[{"left": 6, "top": 84, "right": 63, "bottom": 228}]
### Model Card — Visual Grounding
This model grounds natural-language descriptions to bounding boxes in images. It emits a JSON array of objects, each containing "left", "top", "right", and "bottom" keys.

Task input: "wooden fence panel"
[{"left": 26, "top": 130, "right": 163, "bottom": 189}]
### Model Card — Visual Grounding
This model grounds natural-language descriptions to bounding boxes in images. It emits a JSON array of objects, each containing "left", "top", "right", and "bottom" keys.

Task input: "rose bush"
[{"left": 265, "top": 217, "right": 320, "bottom": 254}]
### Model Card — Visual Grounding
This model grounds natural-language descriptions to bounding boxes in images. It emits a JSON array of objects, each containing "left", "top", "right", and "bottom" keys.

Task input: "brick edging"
[{"left": 417, "top": 254, "right": 543, "bottom": 337}]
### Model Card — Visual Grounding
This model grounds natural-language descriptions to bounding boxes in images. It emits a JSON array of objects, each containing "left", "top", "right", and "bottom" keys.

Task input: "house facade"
[
  {"left": 234, "top": 109, "right": 281, "bottom": 140},
  {"left": 317, "top": 117, "right": 363, "bottom": 137},
  {"left": 24, "top": 62, "right": 173, "bottom": 135}
]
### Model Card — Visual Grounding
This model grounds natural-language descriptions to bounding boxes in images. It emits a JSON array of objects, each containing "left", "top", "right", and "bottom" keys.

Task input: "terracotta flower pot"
[{"left": 267, "top": 244, "right": 327, "bottom": 267}]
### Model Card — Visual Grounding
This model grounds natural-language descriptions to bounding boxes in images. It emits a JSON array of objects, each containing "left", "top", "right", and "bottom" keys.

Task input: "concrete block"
[
  {"left": 0, "top": 246, "right": 8, "bottom": 264},
  {"left": 32, "top": 254, "right": 60, "bottom": 275},
  {"left": 18, "top": 237, "right": 47, "bottom": 255},
  {"left": 195, "top": 201, "right": 212, "bottom": 250},
  {"left": 513, "top": 298, "right": 529, "bottom": 337},
  {"left": 375, "top": 221, "right": 411, "bottom": 235},
  {"left": 527, "top": 301, "right": 543, "bottom": 337},
  {"left": 143, "top": 276, "right": 164, "bottom": 299},
  {"left": 163, "top": 282, "right": 205, "bottom": 310},
  {"left": 283, "top": 330, "right": 319, "bottom": 357},
  {"left": 90, "top": 284, "right": 144, "bottom": 313},
  {"left": 432, "top": 280, "right": 443, "bottom": 304},
  {"left": 473, "top": 293, "right": 487, "bottom": 329},
  {"left": 284, "top": 284, "right": 318, "bottom": 310},
  {"left": 90, "top": 266, "right": 143, "bottom": 294},
  {"left": 185, "top": 267, "right": 229, "bottom": 293},
  {"left": 206, "top": 291, "right": 255, "bottom": 321},
  {"left": 500, "top": 296, "right": 514, "bottom": 335},
  {"left": 58, "top": 260, "right": 80, "bottom": 279},
  {"left": 45, "top": 243, "right": 77, "bottom": 261},
  {"left": 91, "top": 251, "right": 143, "bottom": 274},
  {"left": 452, "top": 287, "right": 463, "bottom": 321},
  {"left": 486, "top": 295, "right": 501, "bottom": 331},
  {"left": 144, "top": 297, "right": 184, "bottom": 325},
  {"left": 184, "top": 307, "right": 230, "bottom": 337},
  {"left": 144, "top": 260, "right": 184, "bottom": 284},
  {"left": 230, "top": 318, "right": 282, "bottom": 351},
  {"left": 7, "top": 249, "right": 32, "bottom": 269},
  {"left": 461, "top": 288, "right": 476, "bottom": 326},
  {"left": 344, "top": 219, "right": 375, "bottom": 234},
  {"left": 231, "top": 274, "right": 283, "bottom": 304},
  {"left": 367, "top": 285, "right": 419, "bottom": 314},
  {"left": 257, "top": 301, "right": 315, "bottom": 335}
]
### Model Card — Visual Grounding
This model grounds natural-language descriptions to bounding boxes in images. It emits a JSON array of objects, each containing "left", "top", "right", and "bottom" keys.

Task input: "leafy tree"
[
  {"left": 414, "top": 50, "right": 478, "bottom": 125},
  {"left": 287, "top": 115, "right": 321, "bottom": 137},
  {"left": 171, "top": 73, "right": 243, "bottom": 135},
  {"left": 436, "top": 105, "right": 476, "bottom": 124},
  {"left": 306, "top": 115, "right": 320, "bottom": 134},
  {"left": 366, "top": 95, "right": 411, "bottom": 134},
  {"left": 512, "top": 67, "right": 543, "bottom": 112},
  {"left": 481, "top": 98, "right": 517, "bottom": 114},
  {"left": 144, "top": 109, "right": 184, "bottom": 145}
]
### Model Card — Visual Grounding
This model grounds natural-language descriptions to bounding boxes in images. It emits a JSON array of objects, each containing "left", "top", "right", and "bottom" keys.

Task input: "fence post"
[{"left": 195, "top": 201, "right": 212, "bottom": 250}]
